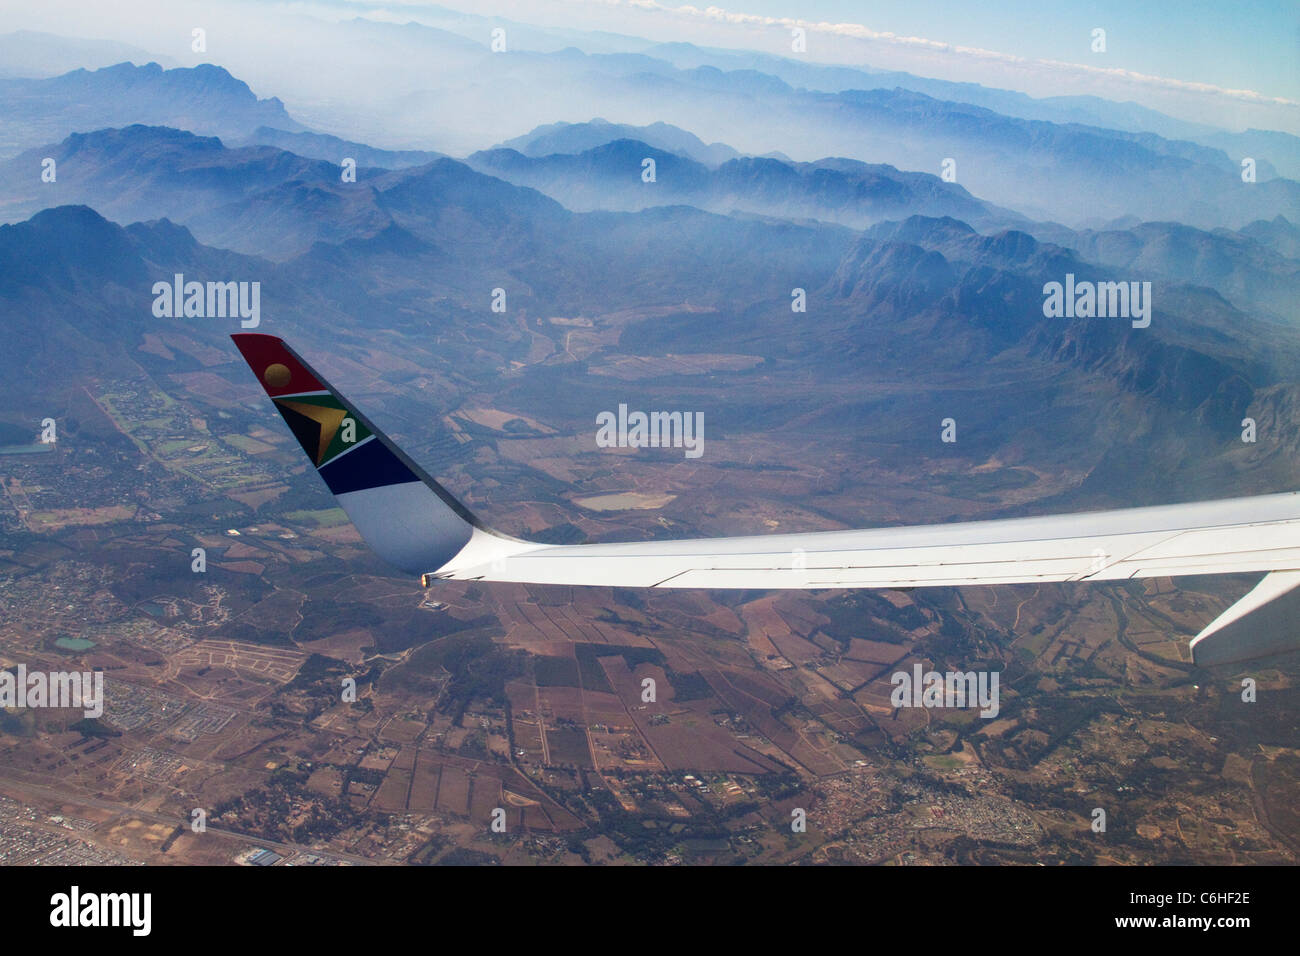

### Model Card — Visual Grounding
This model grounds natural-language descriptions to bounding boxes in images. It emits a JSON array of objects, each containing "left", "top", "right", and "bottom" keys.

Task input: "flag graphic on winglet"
[{"left": 230, "top": 333, "right": 488, "bottom": 573}]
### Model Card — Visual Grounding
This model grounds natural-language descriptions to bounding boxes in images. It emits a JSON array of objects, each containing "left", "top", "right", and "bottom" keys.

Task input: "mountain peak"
[
  {"left": 868, "top": 215, "right": 979, "bottom": 244},
  {"left": 2, "top": 62, "right": 303, "bottom": 153},
  {"left": 500, "top": 118, "right": 739, "bottom": 167},
  {"left": 25, "top": 203, "right": 114, "bottom": 231}
]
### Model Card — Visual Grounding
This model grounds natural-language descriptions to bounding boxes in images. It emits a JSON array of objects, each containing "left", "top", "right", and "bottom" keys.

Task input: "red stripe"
[{"left": 231, "top": 333, "right": 325, "bottom": 397}]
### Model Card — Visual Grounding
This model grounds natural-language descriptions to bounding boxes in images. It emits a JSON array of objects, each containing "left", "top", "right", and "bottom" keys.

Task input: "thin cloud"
[{"left": 603, "top": 0, "right": 1297, "bottom": 108}]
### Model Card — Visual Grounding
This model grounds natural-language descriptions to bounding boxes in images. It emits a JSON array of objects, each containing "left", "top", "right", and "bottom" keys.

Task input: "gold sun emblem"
[{"left": 263, "top": 363, "right": 292, "bottom": 388}]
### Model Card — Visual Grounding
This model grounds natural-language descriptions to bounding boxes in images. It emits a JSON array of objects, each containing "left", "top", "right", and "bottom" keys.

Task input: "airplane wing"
[{"left": 231, "top": 333, "right": 1300, "bottom": 666}]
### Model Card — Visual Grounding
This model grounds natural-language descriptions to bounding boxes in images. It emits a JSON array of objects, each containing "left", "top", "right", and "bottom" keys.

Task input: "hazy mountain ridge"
[
  {"left": 0, "top": 61, "right": 301, "bottom": 158},
  {"left": 0, "top": 125, "right": 385, "bottom": 258},
  {"left": 635, "top": 41, "right": 1300, "bottom": 178},
  {"left": 470, "top": 58, "right": 1296, "bottom": 227},
  {"left": 237, "top": 126, "right": 446, "bottom": 169},
  {"left": 468, "top": 138, "right": 1018, "bottom": 230},
  {"left": 499, "top": 118, "right": 740, "bottom": 167},
  {"left": 2, "top": 57, "right": 1295, "bottom": 233},
  {"left": 0, "top": 125, "right": 1007, "bottom": 256},
  {"left": 0, "top": 205, "right": 271, "bottom": 395},
  {"left": 0, "top": 29, "right": 175, "bottom": 78},
  {"left": 1041, "top": 220, "right": 1300, "bottom": 321},
  {"left": 1239, "top": 215, "right": 1300, "bottom": 259},
  {"left": 5, "top": 124, "right": 1293, "bottom": 390}
]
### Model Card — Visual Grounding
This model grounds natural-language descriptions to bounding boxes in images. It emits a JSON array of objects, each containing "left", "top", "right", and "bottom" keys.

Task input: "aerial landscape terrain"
[{"left": 0, "top": 0, "right": 1295, "bottom": 870}]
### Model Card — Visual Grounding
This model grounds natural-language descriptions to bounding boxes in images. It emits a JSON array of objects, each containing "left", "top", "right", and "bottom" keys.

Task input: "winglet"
[
  {"left": 231, "top": 333, "right": 505, "bottom": 575},
  {"left": 1189, "top": 570, "right": 1300, "bottom": 666}
]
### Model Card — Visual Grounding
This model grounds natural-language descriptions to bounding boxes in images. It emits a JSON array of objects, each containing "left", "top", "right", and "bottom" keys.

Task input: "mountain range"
[
  {"left": 0, "top": 39, "right": 1294, "bottom": 521},
  {"left": 0, "top": 61, "right": 299, "bottom": 158}
]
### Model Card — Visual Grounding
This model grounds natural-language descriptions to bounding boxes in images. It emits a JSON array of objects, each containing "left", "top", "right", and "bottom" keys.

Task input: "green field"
[
  {"left": 284, "top": 508, "right": 351, "bottom": 528},
  {"left": 0, "top": 443, "right": 55, "bottom": 455}
]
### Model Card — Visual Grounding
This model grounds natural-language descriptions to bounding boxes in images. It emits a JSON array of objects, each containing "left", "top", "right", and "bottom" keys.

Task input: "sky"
[
  {"left": 336, "top": 0, "right": 1300, "bottom": 130},
  {"left": 2, "top": 0, "right": 1296, "bottom": 132},
  {"left": 640, "top": 0, "right": 1300, "bottom": 101}
]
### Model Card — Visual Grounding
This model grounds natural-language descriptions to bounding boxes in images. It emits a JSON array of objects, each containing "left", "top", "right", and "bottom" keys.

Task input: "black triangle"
[{"left": 275, "top": 400, "right": 323, "bottom": 464}]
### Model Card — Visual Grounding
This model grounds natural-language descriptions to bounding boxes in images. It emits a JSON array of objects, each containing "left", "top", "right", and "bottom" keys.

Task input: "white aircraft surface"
[{"left": 233, "top": 333, "right": 1300, "bottom": 667}]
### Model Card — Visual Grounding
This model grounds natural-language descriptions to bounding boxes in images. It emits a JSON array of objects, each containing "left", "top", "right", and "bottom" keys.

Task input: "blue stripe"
[{"left": 318, "top": 436, "right": 419, "bottom": 495}]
